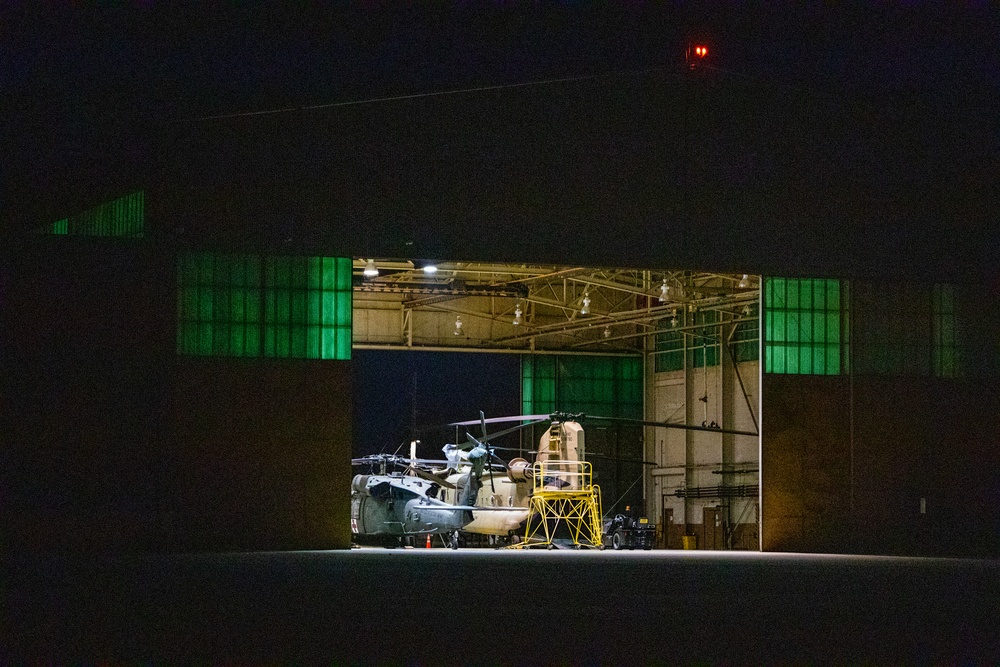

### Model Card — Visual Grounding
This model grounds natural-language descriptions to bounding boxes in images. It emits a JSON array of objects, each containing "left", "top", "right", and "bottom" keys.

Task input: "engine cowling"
[
  {"left": 507, "top": 458, "right": 533, "bottom": 483},
  {"left": 351, "top": 475, "right": 371, "bottom": 495}
]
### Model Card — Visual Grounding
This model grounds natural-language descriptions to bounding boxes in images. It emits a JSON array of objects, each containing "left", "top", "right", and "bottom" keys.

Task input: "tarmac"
[{"left": 7, "top": 547, "right": 1000, "bottom": 664}]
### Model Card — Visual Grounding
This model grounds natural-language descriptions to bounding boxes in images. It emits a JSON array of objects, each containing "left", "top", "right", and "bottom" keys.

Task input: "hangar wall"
[
  {"left": 761, "top": 281, "right": 1000, "bottom": 556},
  {"left": 170, "top": 359, "right": 351, "bottom": 551},
  {"left": 3, "top": 220, "right": 355, "bottom": 553},
  {"left": 3, "top": 238, "right": 173, "bottom": 552}
]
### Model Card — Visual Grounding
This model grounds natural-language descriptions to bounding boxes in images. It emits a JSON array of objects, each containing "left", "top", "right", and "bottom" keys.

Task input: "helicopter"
[
  {"left": 351, "top": 411, "right": 757, "bottom": 548},
  {"left": 350, "top": 413, "right": 536, "bottom": 548}
]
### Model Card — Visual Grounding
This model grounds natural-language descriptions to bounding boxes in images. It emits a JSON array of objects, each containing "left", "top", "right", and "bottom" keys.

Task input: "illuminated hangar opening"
[{"left": 351, "top": 259, "right": 774, "bottom": 550}]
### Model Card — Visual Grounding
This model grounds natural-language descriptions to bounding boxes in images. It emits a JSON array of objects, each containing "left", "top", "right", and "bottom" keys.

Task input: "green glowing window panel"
[
  {"left": 40, "top": 191, "right": 144, "bottom": 238},
  {"left": 852, "top": 281, "right": 961, "bottom": 378},
  {"left": 655, "top": 319, "right": 685, "bottom": 372},
  {"left": 932, "top": 284, "right": 957, "bottom": 378},
  {"left": 732, "top": 303, "right": 760, "bottom": 362},
  {"left": 853, "top": 281, "right": 925, "bottom": 376},
  {"left": 522, "top": 355, "right": 642, "bottom": 419},
  {"left": 177, "top": 253, "right": 351, "bottom": 360},
  {"left": 688, "top": 309, "right": 721, "bottom": 369},
  {"left": 764, "top": 277, "right": 846, "bottom": 375}
]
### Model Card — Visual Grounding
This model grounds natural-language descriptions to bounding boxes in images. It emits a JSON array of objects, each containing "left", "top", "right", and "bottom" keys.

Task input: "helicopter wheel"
[{"left": 450, "top": 532, "right": 459, "bottom": 550}]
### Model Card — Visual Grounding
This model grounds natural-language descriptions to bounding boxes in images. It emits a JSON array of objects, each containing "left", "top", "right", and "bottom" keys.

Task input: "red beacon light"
[{"left": 686, "top": 43, "right": 710, "bottom": 69}]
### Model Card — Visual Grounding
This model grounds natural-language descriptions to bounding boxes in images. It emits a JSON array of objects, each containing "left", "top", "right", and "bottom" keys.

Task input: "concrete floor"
[{"left": 7, "top": 548, "right": 1000, "bottom": 664}]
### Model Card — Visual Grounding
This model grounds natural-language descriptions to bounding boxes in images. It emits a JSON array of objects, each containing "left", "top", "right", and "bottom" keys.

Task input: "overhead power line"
[{"left": 169, "top": 65, "right": 673, "bottom": 124}]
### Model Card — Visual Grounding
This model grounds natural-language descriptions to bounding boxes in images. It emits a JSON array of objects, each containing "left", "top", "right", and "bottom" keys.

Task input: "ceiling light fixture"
[
  {"left": 659, "top": 278, "right": 669, "bottom": 303},
  {"left": 738, "top": 274, "right": 749, "bottom": 289},
  {"left": 422, "top": 263, "right": 438, "bottom": 275},
  {"left": 580, "top": 292, "right": 591, "bottom": 316},
  {"left": 671, "top": 309, "right": 679, "bottom": 328},
  {"left": 363, "top": 259, "right": 379, "bottom": 277},
  {"left": 454, "top": 316, "right": 463, "bottom": 335},
  {"left": 603, "top": 326, "right": 611, "bottom": 338},
  {"left": 513, "top": 304, "right": 523, "bottom": 326}
]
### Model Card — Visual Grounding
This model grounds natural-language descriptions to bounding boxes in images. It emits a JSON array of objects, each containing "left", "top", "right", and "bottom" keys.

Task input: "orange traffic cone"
[{"left": 426, "top": 534, "right": 432, "bottom": 549}]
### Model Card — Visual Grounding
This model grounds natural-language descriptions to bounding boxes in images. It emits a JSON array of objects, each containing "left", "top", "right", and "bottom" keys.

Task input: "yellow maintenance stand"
[{"left": 514, "top": 459, "right": 604, "bottom": 549}]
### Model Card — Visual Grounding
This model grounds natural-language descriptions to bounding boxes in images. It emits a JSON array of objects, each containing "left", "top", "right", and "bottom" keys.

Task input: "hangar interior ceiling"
[{"left": 352, "top": 259, "right": 759, "bottom": 353}]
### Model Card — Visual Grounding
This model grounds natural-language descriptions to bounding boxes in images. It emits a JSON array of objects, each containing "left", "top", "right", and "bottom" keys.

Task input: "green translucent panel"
[
  {"left": 523, "top": 355, "right": 640, "bottom": 419},
  {"left": 275, "top": 291, "right": 291, "bottom": 324},
  {"left": 230, "top": 290, "right": 245, "bottom": 322},
  {"left": 322, "top": 292, "right": 336, "bottom": 325},
  {"left": 290, "top": 325, "right": 306, "bottom": 358},
  {"left": 196, "top": 287, "right": 212, "bottom": 321},
  {"left": 179, "top": 253, "right": 351, "bottom": 360},
  {"left": 771, "top": 311, "right": 786, "bottom": 342},
  {"left": 247, "top": 325, "right": 261, "bottom": 356},
  {"left": 275, "top": 327, "right": 290, "bottom": 357},
  {"left": 799, "top": 280, "right": 813, "bottom": 310},
  {"left": 306, "top": 291, "right": 320, "bottom": 325},
  {"left": 764, "top": 277, "right": 845, "bottom": 376},
  {"left": 197, "top": 322, "right": 212, "bottom": 355},
  {"left": 303, "top": 327, "right": 317, "bottom": 358},
  {"left": 40, "top": 191, "right": 144, "bottom": 238},
  {"left": 263, "top": 326, "right": 275, "bottom": 356},
  {"left": 800, "top": 312, "right": 813, "bottom": 341},
  {"left": 768, "top": 278, "right": 785, "bottom": 308},
  {"left": 811, "top": 346, "right": 825, "bottom": 374},
  {"left": 786, "top": 282, "right": 799, "bottom": 309},
  {"left": 657, "top": 350, "right": 684, "bottom": 372},
  {"left": 290, "top": 291, "right": 306, "bottom": 325},
  {"left": 230, "top": 325, "right": 246, "bottom": 357},
  {"left": 308, "top": 257, "right": 322, "bottom": 290},
  {"left": 336, "top": 258, "right": 352, "bottom": 290},
  {"left": 321, "top": 258, "right": 336, "bottom": 290},
  {"left": 826, "top": 345, "right": 840, "bottom": 375},
  {"left": 813, "top": 280, "right": 826, "bottom": 310},
  {"left": 213, "top": 322, "right": 230, "bottom": 355},
  {"left": 768, "top": 346, "right": 783, "bottom": 373},
  {"left": 336, "top": 326, "right": 351, "bottom": 359},
  {"left": 336, "top": 291, "right": 352, "bottom": 326}
]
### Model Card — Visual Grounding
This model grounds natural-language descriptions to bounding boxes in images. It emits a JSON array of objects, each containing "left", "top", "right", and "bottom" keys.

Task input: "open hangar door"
[{"left": 351, "top": 258, "right": 760, "bottom": 549}]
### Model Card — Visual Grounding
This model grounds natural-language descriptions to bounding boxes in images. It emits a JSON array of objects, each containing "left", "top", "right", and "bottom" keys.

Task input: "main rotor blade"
[
  {"left": 586, "top": 453, "right": 658, "bottom": 466},
  {"left": 449, "top": 414, "right": 551, "bottom": 426},
  {"left": 452, "top": 418, "right": 548, "bottom": 451},
  {"left": 579, "top": 414, "right": 758, "bottom": 438}
]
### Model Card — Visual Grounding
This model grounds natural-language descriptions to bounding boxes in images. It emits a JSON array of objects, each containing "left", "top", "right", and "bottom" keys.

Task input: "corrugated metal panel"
[{"left": 177, "top": 252, "right": 351, "bottom": 360}]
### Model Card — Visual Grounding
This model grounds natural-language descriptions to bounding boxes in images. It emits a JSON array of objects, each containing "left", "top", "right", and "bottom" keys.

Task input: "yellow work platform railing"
[{"left": 511, "top": 460, "right": 604, "bottom": 549}]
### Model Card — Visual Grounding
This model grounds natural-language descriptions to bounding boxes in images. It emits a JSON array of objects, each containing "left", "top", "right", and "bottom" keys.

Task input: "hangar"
[{"left": 4, "top": 27, "right": 999, "bottom": 559}]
